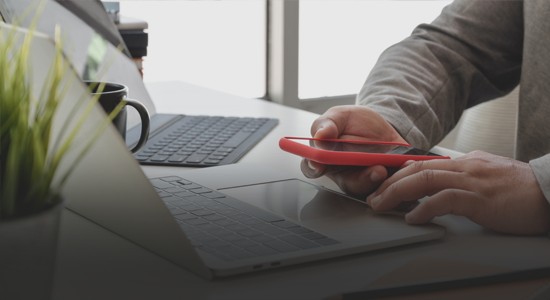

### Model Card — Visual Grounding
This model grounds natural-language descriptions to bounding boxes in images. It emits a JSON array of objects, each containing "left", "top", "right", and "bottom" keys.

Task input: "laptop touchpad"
[{"left": 219, "top": 179, "right": 370, "bottom": 224}]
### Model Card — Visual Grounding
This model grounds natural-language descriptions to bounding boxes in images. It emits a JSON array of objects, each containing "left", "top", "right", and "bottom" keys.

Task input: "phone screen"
[{"left": 295, "top": 138, "right": 439, "bottom": 156}]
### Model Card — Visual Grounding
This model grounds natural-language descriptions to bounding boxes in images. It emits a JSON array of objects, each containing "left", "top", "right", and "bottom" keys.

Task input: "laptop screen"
[
  {"left": 54, "top": 0, "right": 131, "bottom": 58},
  {"left": 0, "top": 0, "right": 157, "bottom": 126}
]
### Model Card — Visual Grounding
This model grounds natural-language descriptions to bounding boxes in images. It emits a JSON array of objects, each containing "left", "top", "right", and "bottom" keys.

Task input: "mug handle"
[{"left": 124, "top": 99, "right": 150, "bottom": 153}]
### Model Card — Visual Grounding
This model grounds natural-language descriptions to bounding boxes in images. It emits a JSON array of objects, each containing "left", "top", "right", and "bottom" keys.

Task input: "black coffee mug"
[{"left": 86, "top": 81, "right": 150, "bottom": 153}]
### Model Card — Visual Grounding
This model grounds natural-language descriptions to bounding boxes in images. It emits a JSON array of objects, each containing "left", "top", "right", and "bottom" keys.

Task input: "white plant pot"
[{"left": 0, "top": 203, "right": 63, "bottom": 300}]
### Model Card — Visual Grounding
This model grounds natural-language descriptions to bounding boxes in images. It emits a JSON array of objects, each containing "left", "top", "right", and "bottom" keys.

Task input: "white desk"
[{"left": 53, "top": 81, "right": 550, "bottom": 300}]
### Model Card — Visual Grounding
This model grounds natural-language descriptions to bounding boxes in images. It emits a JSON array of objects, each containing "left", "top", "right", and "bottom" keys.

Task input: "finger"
[
  {"left": 373, "top": 159, "right": 464, "bottom": 198},
  {"left": 311, "top": 117, "right": 340, "bottom": 139},
  {"left": 326, "top": 165, "right": 388, "bottom": 198},
  {"left": 300, "top": 159, "right": 327, "bottom": 178},
  {"left": 367, "top": 169, "right": 472, "bottom": 211},
  {"left": 404, "top": 189, "right": 479, "bottom": 224}
]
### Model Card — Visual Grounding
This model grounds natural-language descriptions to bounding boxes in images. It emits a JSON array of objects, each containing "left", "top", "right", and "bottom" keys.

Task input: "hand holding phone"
[{"left": 279, "top": 136, "right": 449, "bottom": 167}]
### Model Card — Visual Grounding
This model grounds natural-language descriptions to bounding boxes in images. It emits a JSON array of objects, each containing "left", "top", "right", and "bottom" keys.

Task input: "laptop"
[
  {"left": 6, "top": 19, "right": 445, "bottom": 279},
  {"left": 1, "top": 0, "right": 278, "bottom": 168}
]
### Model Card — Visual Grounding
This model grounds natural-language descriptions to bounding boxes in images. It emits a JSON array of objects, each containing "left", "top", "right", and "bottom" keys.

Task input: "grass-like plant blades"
[{"left": 0, "top": 24, "right": 124, "bottom": 219}]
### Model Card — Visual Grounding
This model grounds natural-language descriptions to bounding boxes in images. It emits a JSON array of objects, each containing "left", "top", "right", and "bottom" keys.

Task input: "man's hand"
[
  {"left": 300, "top": 105, "right": 408, "bottom": 197},
  {"left": 367, "top": 151, "right": 550, "bottom": 235}
]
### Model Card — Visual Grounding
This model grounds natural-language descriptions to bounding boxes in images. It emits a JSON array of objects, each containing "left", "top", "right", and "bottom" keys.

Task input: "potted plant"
[{"left": 0, "top": 23, "right": 122, "bottom": 300}]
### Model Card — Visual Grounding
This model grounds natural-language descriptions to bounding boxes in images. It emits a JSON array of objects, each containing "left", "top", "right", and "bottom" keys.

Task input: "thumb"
[{"left": 312, "top": 118, "right": 340, "bottom": 139}]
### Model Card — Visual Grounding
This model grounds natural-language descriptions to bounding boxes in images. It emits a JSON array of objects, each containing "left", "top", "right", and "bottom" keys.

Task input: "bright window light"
[
  {"left": 299, "top": 0, "right": 452, "bottom": 99},
  {"left": 119, "top": 0, "right": 266, "bottom": 99}
]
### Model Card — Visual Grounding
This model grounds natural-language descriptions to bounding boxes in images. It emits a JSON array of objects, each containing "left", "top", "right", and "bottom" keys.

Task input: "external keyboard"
[
  {"left": 151, "top": 176, "right": 340, "bottom": 262},
  {"left": 134, "top": 116, "right": 278, "bottom": 167}
]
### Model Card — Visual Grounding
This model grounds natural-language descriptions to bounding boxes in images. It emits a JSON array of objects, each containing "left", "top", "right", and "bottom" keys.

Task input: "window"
[
  {"left": 119, "top": 0, "right": 266, "bottom": 99},
  {"left": 299, "top": 1, "right": 452, "bottom": 99}
]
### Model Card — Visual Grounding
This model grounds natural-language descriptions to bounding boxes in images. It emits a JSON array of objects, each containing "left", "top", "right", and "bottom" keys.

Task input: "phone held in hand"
[{"left": 279, "top": 136, "right": 450, "bottom": 167}]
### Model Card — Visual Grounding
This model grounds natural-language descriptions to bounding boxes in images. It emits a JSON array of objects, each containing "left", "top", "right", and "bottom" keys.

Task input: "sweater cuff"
[
  {"left": 529, "top": 154, "right": 550, "bottom": 206},
  {"left": 365, "top": 103, "right": 432, "bottom": 150}
]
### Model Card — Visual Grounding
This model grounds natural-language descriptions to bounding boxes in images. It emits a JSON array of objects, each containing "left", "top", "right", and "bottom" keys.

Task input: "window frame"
[{"left": 265, "top": 0, "right": 355, "bottom": 114}]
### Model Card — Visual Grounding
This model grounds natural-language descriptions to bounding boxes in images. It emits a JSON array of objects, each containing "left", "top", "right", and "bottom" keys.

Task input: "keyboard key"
[
  {"left": 223, "top": 131, "right": 250, "bottom": 148},
  {"left": 135, "top": 154, "right": 152, "bottom": 160},
  {"left": 150, "top": 179, "right": 175, "bottom": 189},
  {"left": 237, "top": 229, "right": 263, "bottom": 237},
  {"left": 186, "top": 153, "right": 208, "bottom": 163},
  {"left": 252, "top": 223, "right": 288, "bottom": 236},
  {"left": 204, "top": 159, "right": 222, "bottom": 165},
  {"left": 177, "top": 183, "right": 202, "bottom": 190},
  {"left": 263, "top": 240, "right": 300, "bottom": 253},
  {"left": 181, "top": 194, "right": 206, "bottom": 202},
  {"left": 286, "top": 226, "right": 314, "bottom": 235},
  {"left": 204, "top": 240, "right": 232, "bottom": 249},
  {"left": 212, "top": 208, "right": 240, "bottom": 217},
  {"left": 156, "top": 191, "right": 172, "bottom": 198},
  {"left": 207, "top": 228, "right": 233, "bottom": 238},
  {"left": 245, "top": 245, "right": 279, "bottom": 256},
  {"left": 272, "top": 220, "right": 299, "bottom": 229},
  {"left": 220, "top": 233, "right": 246, "bottom": 243},
  {"left": 177, "top": 179, "right": 192, "bottom": 185},
  {"left": 203, "top": 214, "right": 226, "bottom": 222},
  {"left": 225, "top": 248, "right": 255, "bottom": 260},
  {"left": 189, "top": 187, "right": 213, "bottom": 194},
  {"left": 249, "top": 235, "right": 274, "bottom": 243},
  {"left": 183, "top": 204, "right": 203, "bottom": 211},
  {"left": 213, "top": 219, "right": 237, "bottom": 226},
  {"left": 301, "top": 232, "right": 328, "bottom": 240},
  {"left": 225, "top": 223, "right": 249, "bottom": 232},
  {"left": 164, "top": 187, "right": 187, "bottom": 194},
  {"left": 182, "top": 218, "right": 209, "bottom": 226},
  {"left": 279, "top": 235, "right": 320, "bottom": 249},
  {"left": 150, "top": 154, "right": 170, "bottom": 162},
  {"left": 191, "top": 209, "right": 215, "bottom": 217},
  {"left": 166, "top": 205, "right": 186, "bottom": 215},
  {"left": 162, "top": 195, "right": 183, "bottom": 203},
  {"left": 195, "top": 223, "right": 220, "bottom": 232},
  {"left": 314, "top": 238, "right": 340, "bottom": 246},
  {"left": 168, "top": 154, "right": 187, "bottom": 162},
  {"left": 202, "top": 191, "right": 226, "bottom": 199},
  {"left": 193, "top": 234, "right": 218, "bottom": 244},
  {"left": 239, "top": 217, "right": 263, "bottom": 226},
  {"left": 232, "top": 239, "right": 259, "bottom": 248},
  {"left": 174, "top": 213, "right": 198, "bottom": 221},
  {"left": 173, "top": 191, "right": 195, "bottom": 198}
]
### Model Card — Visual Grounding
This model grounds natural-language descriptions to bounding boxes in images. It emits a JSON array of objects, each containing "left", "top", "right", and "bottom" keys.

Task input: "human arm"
[
  {"left": 303, "top": 0, "right": 525, "bottom": 197},
  {"left": 358, "top": 1, "right": 550, "bottom": 234},
  {"left": 301, "top": 1, "right": 550, "bottom": 234},
  {"left": 359, "top": 0, "right": 524, "bottom": 150}
]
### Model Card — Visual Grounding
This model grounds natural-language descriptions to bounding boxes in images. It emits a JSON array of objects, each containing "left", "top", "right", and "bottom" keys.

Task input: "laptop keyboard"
[
  {"left": 134, "top": 116, "right": 278, "bottom": 167},
  {"left": 151, "top": 176, "right": 340, "bottom": 262}
]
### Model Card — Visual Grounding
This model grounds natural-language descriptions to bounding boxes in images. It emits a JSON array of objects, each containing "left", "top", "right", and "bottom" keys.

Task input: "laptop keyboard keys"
[{"left": 153, "top": 176, "right": 340, "bottom": 262}]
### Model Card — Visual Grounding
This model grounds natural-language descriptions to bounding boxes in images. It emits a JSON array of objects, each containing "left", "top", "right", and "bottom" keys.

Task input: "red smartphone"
[{"left": 279, "top": 136, "right": 450, "bottom": 167}]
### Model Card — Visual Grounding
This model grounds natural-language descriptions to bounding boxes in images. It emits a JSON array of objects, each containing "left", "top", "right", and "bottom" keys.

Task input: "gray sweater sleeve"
[
  {"left": 530, "top": 155, "right": 550, "bottom": 203},
  {"left": 356, "top": 0, "right": 523, "bottom": 150}
]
